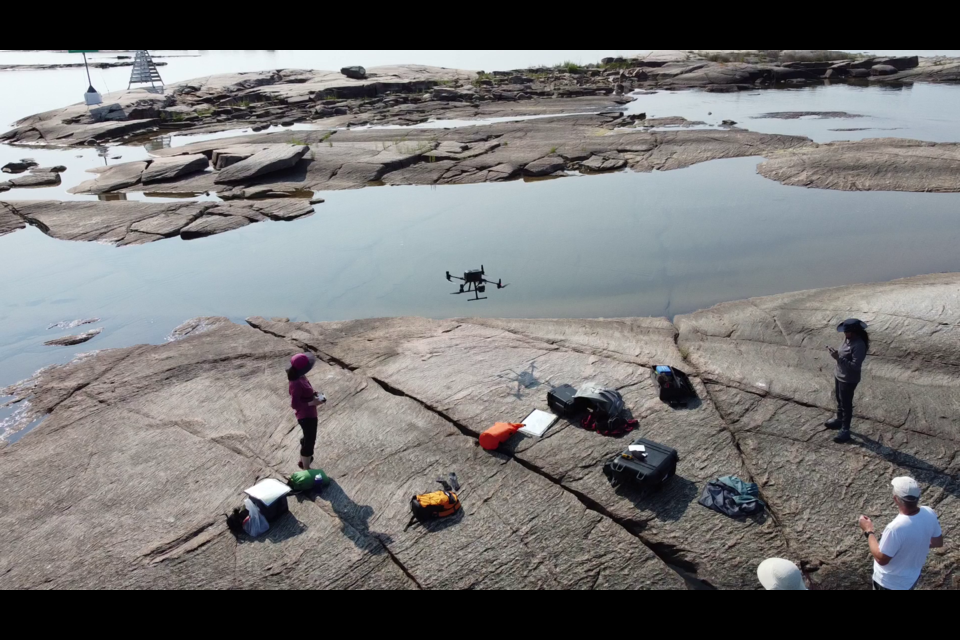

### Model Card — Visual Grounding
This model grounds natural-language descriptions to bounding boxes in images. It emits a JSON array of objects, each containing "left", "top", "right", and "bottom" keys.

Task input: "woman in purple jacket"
[{"left": 288, "top": 353, "right": 325, "bottom": 469}]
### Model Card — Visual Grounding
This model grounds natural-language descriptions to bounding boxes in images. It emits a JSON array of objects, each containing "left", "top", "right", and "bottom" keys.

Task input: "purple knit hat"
[{"left": 290, "top": 353, "right": 315, "bottom": 373}]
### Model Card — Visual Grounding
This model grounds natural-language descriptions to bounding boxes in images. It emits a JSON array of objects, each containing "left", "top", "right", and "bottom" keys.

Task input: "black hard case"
[
  {"left": 250, "top": 495, "right": 290, "bottom": 522},
  {"left": 547, "top": 384, "right": 580, "bottom": 415},
  {"left": 602, "top": 438, "right": 679, "bottom": 489}
]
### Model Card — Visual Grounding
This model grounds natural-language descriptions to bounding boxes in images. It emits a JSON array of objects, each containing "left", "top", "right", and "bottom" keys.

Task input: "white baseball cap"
[
  {"left": 892, "top": 477, "right": 921, "bottom": 501},
  {"left": 757, "top": 558, "right": 807, "bottom": 590}
]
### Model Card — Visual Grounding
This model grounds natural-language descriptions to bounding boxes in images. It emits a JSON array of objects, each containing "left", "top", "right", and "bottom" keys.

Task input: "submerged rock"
[
  {"left": 758, "top": 138, "right": 960, "bottom": 192},
  {"left": 756, "top": 111, "right": 863, "bottom": 120},
  {"left": 43, "top": 328, "right": 102, "bottom": 346}
]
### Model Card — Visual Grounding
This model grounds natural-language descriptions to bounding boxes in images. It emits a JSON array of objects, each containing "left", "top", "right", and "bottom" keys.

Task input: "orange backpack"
[
  {"left": 410, "top": 491, "right": 462, "bottom": 520},
  {"left": 479, "top": 422, "right": 524, "bottom": 451}
]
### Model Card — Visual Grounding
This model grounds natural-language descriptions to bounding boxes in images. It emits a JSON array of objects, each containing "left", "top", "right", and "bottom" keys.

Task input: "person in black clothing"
[{"left": 826, "top": 319, "right": 870, "bottom": 444}]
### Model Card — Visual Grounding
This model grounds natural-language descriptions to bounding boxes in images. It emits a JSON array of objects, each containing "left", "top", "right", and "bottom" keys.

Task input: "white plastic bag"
[{"left": 242, "top": 498, "right": 270, "bottom": 537}]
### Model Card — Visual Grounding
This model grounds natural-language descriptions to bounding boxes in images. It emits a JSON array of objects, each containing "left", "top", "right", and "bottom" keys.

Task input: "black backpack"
[{"left": 652, "top": 366, "right": 695, "bottom": 405}]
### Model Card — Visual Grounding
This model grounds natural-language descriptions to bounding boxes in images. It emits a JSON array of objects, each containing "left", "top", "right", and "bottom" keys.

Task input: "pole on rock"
[
  {"left": 69, "top": 50, "right": 102, "bottom": 106},
  {"left": 83, "top": 52, "right": 94, "bottom": 92}
]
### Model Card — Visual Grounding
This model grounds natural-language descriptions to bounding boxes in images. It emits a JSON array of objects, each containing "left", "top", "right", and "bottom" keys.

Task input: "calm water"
[{"left": 2, "top": 50, "right": 960, "bottom": 438}]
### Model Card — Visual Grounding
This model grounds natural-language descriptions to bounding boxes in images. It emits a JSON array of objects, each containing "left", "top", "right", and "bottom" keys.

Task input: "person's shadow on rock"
[
  {"left": 237, "top": 512, "right": 307, "bottom": 544},
  {"left": 853, "top": 433, "right": 960, "bottom": 500},
  {"left": 308, "top": 480, "right": 395, "bottom": 553}
]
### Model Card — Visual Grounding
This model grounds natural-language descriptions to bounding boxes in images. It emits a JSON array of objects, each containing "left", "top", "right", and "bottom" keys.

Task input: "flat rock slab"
[
  {"left": 245, "top": 315, "right": 786, "bottom": 589},
  {"left": 70, "top": 161, "right": 148, "bottom": 195},
  {"left": 522, "top": 156, "right": 565, "bottom": 176},
  {"left": 214, "top": 144, "right": 310, "bottom": 184},
  {"left": 0, "top": 318, "right": 683, "bottom": 590},
  {"left": 674, "top": 273, "right": 960, "bottom": 589},
  {"left": 755, "top": 111, "right": 864, "bottom": 120},
  {"left": 129, "top": 212, "right": 202, "bottom": 237},
  {"left": 758, "top": 138, "right": 960, "bottom": 192},
  {"left": 141, "top": 154, "right": 209, "bottom": 184},
  {"left": 3, "top": 275, "right": 958, "bottom": 589},
  {"left": 7, "top": 172, "right": 61, "bottom": 188},
  {"left": 245, "top": 273, "right": 960, "bottom": 590},
  {"left": 2, "top": 200, "right": 312, "bottom": 246},
  {"left": 141, "top": 116, "right": 820, "bottom": 195},
  {"left": 3, "top": 200, "right": 211, "bottom": 245},
  {"left": 581, "top": 154, "right": 627, "bottom": 172},
  {"left": 43, "top": 328, "right": 102, "bottom": 346},
  {"left": 0, "top": 202, "right": 26, "bottom": 237},
  {"left": 180, "top": 214, "right": 251, "bottom": 239}
]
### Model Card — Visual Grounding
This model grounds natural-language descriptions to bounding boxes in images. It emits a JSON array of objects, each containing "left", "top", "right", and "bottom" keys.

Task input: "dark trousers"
[
  {"left": 873, "top": 579, "right": 917, "bottom": 591},
  {"left": 298, "top": 417, "right": 318, "bottom": 457},
  {"left": 835, "top": 379, "right": 858, "bottom": 432}
]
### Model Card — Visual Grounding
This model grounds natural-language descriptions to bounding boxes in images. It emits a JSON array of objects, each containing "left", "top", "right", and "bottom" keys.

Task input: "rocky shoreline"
[
  {"left": 1, "top": 54, "right": 959, "bottom": 246},
  {"left": 3, "top": 52, "right": 958, "bottom": 148},
  {"left": 1, "top": 273, "right": 957, "bottom": 589},
  {"left": 2, "top": 114, "right": 958, "bottom": 245}
]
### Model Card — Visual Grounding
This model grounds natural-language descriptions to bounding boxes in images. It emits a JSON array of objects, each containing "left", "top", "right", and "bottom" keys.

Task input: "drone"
[{"left": 446, "top": 265, "right": 508, "bottom": 301}]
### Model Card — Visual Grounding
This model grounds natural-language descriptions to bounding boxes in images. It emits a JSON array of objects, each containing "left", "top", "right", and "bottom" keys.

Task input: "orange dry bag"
[{"left": 479, "top": 422, "right": 524, "bottom": 451}]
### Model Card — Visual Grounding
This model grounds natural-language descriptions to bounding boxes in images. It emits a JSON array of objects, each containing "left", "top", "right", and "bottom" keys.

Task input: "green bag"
[{"left": 288, "top": 469, "right": 329, "bottom": 492}]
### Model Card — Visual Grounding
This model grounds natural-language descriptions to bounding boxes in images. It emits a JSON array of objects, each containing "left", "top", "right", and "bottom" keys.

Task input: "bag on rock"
[
  {"left": 410, "top": 473, "right": 462, "bottom": 521},
  {"left": 226, "top": 498, "right": 271, "bottom": 538},
  {"left": 411, "top": 491, "right": 462, "bottom": 520},
  {"left": 652, "top": 366, "right": 696, "bottom": 405},
  {"left": 575, "top": 383, "right": 626, "bottom": 420},
  {"left": 288, "top": 469, "right": 330, "bottom": 492},
  {"left": 698, "top": 476, "right": 764, "bottom": 518},
  {"left": 479, "top": 422, "right": 524, "bottom": 451},
  {"left": 243, "top": 498, "right": 270, "bottom": 537}
]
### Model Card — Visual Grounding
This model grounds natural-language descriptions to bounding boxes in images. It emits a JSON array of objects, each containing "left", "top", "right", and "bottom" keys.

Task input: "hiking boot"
[
  {"left": 833, "top": 430, "right": 852, "bottom": 444},
  {"left": 299, "top": 456, "right": 313, "bottom": 470},
  {"left": 825, "top": 418, "right": 842, "bottom": 430}
]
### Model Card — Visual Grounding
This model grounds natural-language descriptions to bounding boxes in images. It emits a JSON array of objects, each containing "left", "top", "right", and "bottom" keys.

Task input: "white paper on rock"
[{"left": 519, "top": 409, "right": 558, "bottom": 437}]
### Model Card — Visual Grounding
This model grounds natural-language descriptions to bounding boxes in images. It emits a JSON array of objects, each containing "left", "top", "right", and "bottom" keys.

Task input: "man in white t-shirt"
[{"left": 858, "top": 477, "right": 944, "bottom": 590}]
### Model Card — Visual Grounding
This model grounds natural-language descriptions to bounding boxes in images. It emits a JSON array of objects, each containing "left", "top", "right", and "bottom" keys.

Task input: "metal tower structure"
[{"left": 128, "top": 50, "right": 164, "bottom": 91}]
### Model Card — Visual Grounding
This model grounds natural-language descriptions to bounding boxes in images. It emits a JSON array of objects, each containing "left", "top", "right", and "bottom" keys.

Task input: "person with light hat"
[
  {"left": 287, "top": 353, "right": 326, "bottom": 470},
  {"left": 825, "top": 318, "right": 870, "bottom": 444},
  {"left": 858, "top": 477, "right": 944, "bottom": 590},
  {"left": 757, "top": 558, "right": 808, "bottom": 590}
]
